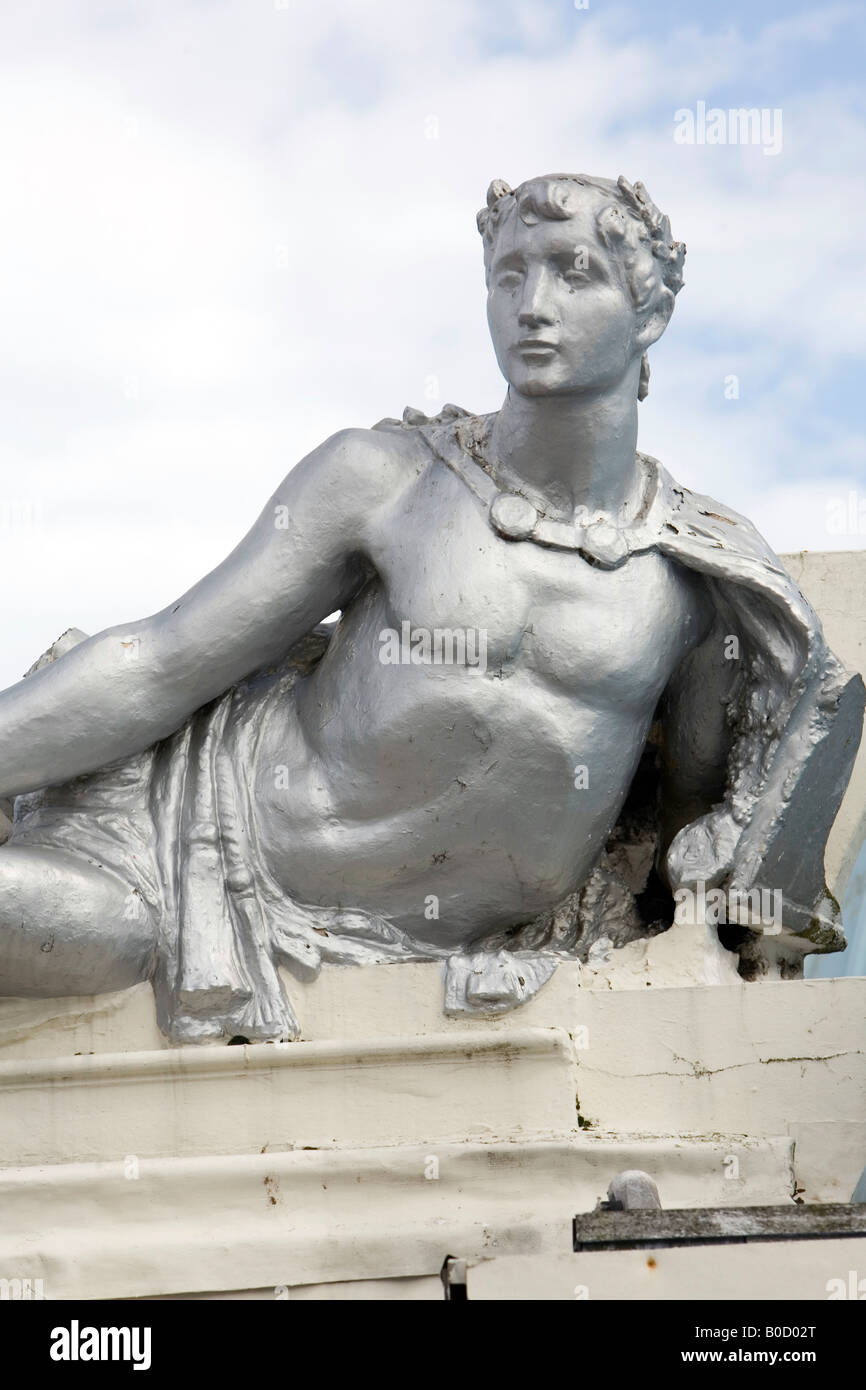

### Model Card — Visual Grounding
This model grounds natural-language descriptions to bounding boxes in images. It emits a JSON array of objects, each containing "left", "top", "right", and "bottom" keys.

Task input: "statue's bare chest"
[{"left": 367, "top": 462, "right": 706, "bottom": 711}]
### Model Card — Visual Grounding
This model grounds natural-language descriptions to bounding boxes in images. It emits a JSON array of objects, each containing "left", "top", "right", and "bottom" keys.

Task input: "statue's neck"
[{"left": 489, "top": 374, "right": 642, "bottom": 522}]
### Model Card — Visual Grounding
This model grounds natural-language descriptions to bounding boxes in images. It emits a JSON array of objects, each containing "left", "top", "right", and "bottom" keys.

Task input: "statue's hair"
[{"left": 477, "top": 174, "right": 686, "bottom": 399}]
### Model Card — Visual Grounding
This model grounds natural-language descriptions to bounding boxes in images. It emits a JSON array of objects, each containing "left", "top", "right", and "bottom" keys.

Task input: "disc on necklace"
[
  {"left": 489, "top": 492, "right": 538, "bottom": 541},
  {"left": 582, "top": 519, "right": 629, "bottom": 568}
]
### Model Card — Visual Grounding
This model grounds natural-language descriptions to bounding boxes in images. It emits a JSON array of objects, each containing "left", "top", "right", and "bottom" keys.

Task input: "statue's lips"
[{"left": 516, "top": 338, "right": 558, "bottom": 353}]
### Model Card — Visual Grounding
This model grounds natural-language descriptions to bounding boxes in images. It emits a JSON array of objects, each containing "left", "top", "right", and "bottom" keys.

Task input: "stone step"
[
  {"left": 0, "top": 1026, "right": 579, "bottom": 1167},
  {"left": 0, "top": 1135, "right": 796, "bottom": 1300}
]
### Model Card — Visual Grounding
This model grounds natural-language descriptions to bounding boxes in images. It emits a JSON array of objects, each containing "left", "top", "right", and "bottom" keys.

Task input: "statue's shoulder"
[
  {"left": 651, "top": 458, "right": 783, "bottom": 572},
  {"left": 371, "top": 403, "right": 477, "bottom": 434},
  {"left": 303, "top": 410, "right": 452, "bottom": 500},
  {"left": 370, "top": 404, "right": 496, "bottom": 478},
  {"left": 302, "top": 406, "right": 486, "bottom": 515},
  {"left": 324, "top": 404, "right": 482, "bottom": 471}
]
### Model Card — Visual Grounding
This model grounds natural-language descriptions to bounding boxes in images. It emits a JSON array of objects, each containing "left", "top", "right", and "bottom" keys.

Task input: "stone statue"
[{"left": 1, "top": 172, "right": 862, "bottom": 1043}]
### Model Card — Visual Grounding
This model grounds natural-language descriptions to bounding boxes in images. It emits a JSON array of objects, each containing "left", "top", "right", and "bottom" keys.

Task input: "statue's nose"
[{"left": 518, "top": 267, "right": 556, "bottom": 327}]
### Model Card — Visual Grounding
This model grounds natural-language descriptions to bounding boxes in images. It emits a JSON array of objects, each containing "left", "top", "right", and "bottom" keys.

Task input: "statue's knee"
[{"left": 0, "top": 846, "right": 155, "bottom": 993}]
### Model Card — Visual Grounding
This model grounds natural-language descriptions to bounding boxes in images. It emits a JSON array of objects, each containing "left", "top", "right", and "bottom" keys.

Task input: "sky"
[{"left": 0, "top": 0, "right": 864, "bottom": 691}]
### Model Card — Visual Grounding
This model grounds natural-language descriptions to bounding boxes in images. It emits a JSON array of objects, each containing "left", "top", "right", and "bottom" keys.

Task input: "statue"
[{"left": 1, "top": 173, "right": 862, "bottom": 1043}]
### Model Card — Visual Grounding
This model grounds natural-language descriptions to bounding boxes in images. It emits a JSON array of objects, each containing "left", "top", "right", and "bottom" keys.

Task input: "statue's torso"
[{"left": 254, "top": 447, "right": 711, "bottom": 948}]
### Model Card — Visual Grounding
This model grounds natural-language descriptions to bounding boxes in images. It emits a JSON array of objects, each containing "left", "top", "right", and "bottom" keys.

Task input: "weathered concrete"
[
  {"left": 0, "top": 1136, "right": 796, "bottom": 1301},
  {"left": 467, "top": 1239, "right": 866, "bottom": 1300}
]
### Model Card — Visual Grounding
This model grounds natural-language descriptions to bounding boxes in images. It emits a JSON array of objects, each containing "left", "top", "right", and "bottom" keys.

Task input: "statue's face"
[{"left": 486, "top": 193, "right": 639, "bottom": 398}]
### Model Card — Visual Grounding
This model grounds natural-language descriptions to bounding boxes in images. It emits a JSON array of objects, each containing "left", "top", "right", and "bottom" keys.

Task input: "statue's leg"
[{"left": 0, "top": 843, "right": 155, "bottom": 998}]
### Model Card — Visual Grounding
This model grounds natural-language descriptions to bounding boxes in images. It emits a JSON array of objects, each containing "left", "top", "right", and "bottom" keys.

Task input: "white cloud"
[{"left": 0, "top": 0, "right": 862, "bottom": 686}]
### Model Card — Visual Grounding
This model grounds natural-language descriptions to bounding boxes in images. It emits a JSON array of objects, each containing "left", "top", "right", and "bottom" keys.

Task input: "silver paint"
[{"left": 0, "top": 173, "right": 861, "bottom": 1041}]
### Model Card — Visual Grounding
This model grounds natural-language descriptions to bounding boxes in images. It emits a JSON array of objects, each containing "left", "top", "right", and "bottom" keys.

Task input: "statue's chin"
[
  {"left": 506, "top": 369, "right": 570, "bottom": 398},
  {"left": 507, "top": 374, "right": 589, "bottom": 400},
  {"left": 506, "top": 359, "right": 639, "bottom": 401}
]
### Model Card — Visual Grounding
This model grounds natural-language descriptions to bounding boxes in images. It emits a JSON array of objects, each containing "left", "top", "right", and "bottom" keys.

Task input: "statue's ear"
[{"left": 635, "top": 289, "right": 675, "bottom": 354}]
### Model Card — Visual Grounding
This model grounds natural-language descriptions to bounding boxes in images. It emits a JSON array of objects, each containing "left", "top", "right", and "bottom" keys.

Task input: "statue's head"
[{"left": 478, "top": 174, "right": 685, "bottom": 401}]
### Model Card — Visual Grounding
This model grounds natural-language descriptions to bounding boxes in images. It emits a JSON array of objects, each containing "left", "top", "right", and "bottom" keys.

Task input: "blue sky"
[{"left": 0, "top": 0, "right": 864, "bottom": 691}]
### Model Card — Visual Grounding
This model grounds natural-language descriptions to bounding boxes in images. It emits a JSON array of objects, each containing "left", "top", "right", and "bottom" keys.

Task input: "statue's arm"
[
  {"left": 656, "top": 610, "right": 739, "bottom": 886},
  {"left": 658, "top": 581, "right": 863, "bottom": 949},
  {"left": 0, "top": 428, "right": 402, "bottom": 797}
]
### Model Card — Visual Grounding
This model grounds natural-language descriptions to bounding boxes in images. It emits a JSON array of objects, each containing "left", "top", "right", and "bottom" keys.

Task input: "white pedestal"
[{"left": 1, "top": 967, "right": 863, "bottom": 1300}]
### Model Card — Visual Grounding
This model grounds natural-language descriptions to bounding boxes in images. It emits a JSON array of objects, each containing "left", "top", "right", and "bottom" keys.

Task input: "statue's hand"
[{"left": 665, "top": 809, "right": 740, "bottom": 890}]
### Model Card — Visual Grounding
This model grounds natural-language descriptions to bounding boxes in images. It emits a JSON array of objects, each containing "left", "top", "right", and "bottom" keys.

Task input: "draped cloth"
[
  {"left": 11, "top": 410, "right": 864, "bottom": 1040},
  {"left": 13, "top": 635, "right": 429, "bottom": 1043}
]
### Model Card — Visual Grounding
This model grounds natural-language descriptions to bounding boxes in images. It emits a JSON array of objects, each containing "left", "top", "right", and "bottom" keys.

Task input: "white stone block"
[{"left": 467, "top": 1240, "right": 866, "bottom": 1301}]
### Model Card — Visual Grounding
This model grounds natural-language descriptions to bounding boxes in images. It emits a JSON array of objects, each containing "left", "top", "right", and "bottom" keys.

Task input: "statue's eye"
[
  {"left": 495, "top": 271, "right": 522, "bottom": 292},
  {"left": 564, "top": 269, "right": 590, "bottom": 287}
]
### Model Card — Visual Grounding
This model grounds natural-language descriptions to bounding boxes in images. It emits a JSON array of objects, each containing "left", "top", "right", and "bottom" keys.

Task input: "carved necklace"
[{"left": 431, "top": 415, "right": 660, "bottom": 570}]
